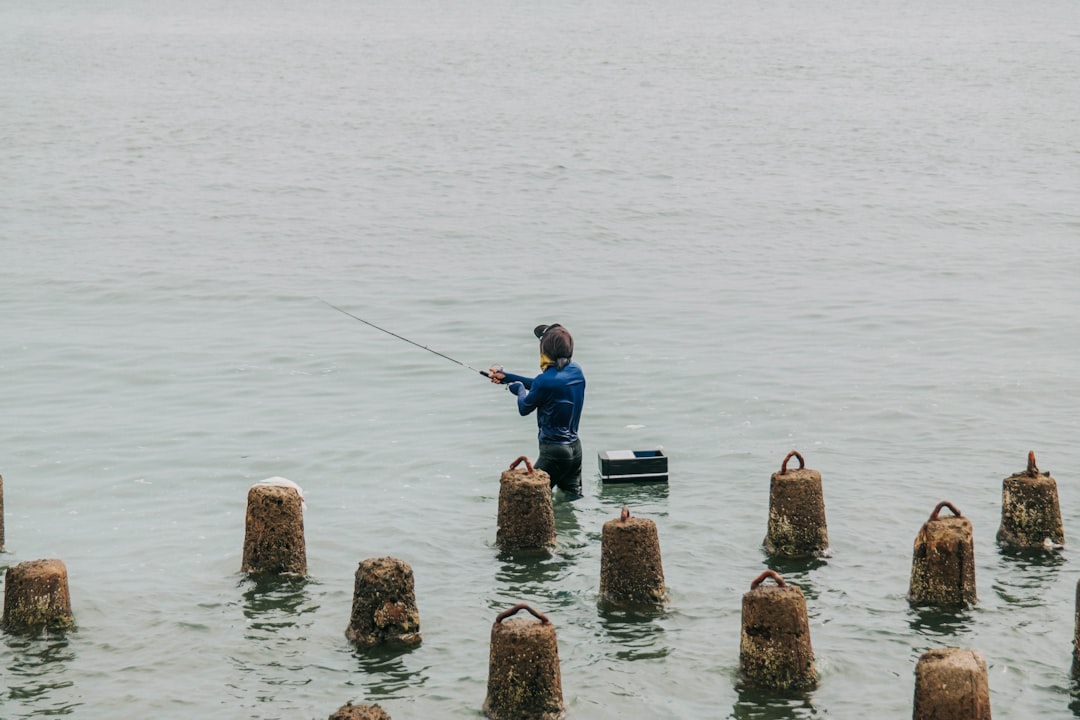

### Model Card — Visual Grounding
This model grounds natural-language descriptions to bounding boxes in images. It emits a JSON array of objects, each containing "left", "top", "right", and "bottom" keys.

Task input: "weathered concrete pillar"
[
  {"left": 2, "top": 559, "right": 75, "bottom": 634},
  {"left": 345, "top": 557, "right": 421, "bottom": 648},
  {"left": 241, "top": 480, "right": 307, "bottom": 576},
  {"left": 908, "top": 501, "right": 977, "bottom": 608},
  {"left": 997, "top": 451, "right": 1064, "bottom": 551},
  {"left": 913, "top": 647, "right": 991, "bottom": 720},
  {"left": 1073, "top": 577, "right": 1080, "bottom": 676},
  {"left": 484, "top": 603, "right": 564, "bottom": 720},
  {"left": 496, "top": 456, "right": 556, "bottom": 553},
  {"left": 327, "top": 702, "right": 392, "bottom": 719},
  {"left": 764, "top": 450, "right": 829, "bottom": 558},
  {"left": 599, "top": 506, "right": 666, "bottom": 609},
  {"left": 739, "top": 570, "right": 817, "bottom": 690}
]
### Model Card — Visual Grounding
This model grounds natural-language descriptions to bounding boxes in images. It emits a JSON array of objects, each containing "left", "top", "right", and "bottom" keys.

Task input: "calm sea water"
[{"left": 2, "top": 0, "right": 1079, "bottom": 717}]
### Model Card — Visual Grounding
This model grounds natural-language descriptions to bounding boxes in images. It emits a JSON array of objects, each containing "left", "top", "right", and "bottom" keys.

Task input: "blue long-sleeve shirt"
[{"left": 503, "top": 363, "right": 586, "bottom": 444}]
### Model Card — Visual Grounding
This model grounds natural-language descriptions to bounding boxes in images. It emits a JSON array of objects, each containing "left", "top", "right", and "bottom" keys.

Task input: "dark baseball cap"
[{"left": 533, "top": 323, "right": 562, "bottom": 339}]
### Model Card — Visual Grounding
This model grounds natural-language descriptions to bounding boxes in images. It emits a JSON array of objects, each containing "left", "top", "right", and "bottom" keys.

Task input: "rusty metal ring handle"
[
  {"left": 780, "top": 450, "right": 805, "bottom": 474},
  {"left": 508, "top": 456, "right": 534, "bottom": 474},
  {"left": 1027, "top": 450, "right": 1039, "bottom": 477},
  {"left": 495, "top": 602, "right": 551, "bottom": 625},
  {"left": 750, "top": 569, "right": 787, "bottom": 590},
  {"left": 929, "top": 501, "right": 962, "bottom": 521},
  {"left": 620, "top": 506, "right": 631, "bottom": 522}
]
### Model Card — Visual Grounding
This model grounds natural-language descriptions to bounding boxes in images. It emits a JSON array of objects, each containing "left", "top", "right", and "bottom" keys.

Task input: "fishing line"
[{"left": 319, "top": 299, "right": 495, "bottom": 380}]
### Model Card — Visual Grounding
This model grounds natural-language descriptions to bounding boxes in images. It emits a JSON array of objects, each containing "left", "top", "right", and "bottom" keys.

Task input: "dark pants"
[{"left": 536, "top": 438, "right": 583, "bottom": 498}]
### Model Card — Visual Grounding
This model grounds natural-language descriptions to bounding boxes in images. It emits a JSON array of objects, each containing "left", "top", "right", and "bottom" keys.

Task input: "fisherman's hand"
[
  {"left": 487, "top": 366, "right": 506, "bottom": 384},
  {"left": 507, "top": 381, "right": 525, "bottom": 396}
]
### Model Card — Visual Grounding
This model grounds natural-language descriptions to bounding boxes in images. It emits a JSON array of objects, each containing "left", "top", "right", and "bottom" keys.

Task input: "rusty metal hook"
[
  {"left": 508, "top": 456, "right": 535, "bottom": 474},
  {"left": 750, "top": 569, "right": 787, "bottom": 590},
  {"left": 620, "top": 506, "right": 631, "bottom": 523},
  {"left": 495, "top": 602, "right": 551, "bottom": 625},
  {"left": 929, "top": 501, "right": 962, "bottom": 521},
  {"left": 780, "top": 450, "right": 805, "bottom": 474},
  {"left": 1027, "top": 450, "right": 1040, "bottom": 477}
]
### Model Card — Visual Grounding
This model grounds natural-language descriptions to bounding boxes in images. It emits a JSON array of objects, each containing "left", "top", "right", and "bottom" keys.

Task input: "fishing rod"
[{"left": 319, "top": 299, "right": 499, "bottom": 381}]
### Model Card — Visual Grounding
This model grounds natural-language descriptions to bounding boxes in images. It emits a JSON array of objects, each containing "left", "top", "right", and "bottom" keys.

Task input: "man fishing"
[
  {"left": 319, "top": 301, "right": 587, "bottom": 495},
  {"left": 489, "top": 324, "right": 586, "bottom": 499}
]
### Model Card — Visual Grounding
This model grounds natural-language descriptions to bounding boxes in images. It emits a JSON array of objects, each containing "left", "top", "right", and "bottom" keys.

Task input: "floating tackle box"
[{"left": 598, "top": 449, "right": 668, "bottom": 484}]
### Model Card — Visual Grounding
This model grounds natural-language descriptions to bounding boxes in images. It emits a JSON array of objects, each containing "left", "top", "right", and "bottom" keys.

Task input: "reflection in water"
[
  {"left": 553, "top": 501, "right": 584, "bottom": 547},
  {"left": 598, "top": 480, "right": 670, "bottom": 509},
  {"left": 731, "top": 683, "right": 818, "bottom": 720},
  {"left": 496, "top": 550, "right": 566, "bottom": 586},
  {"left": 240, "top": 575, "right": 316, "bottom": 634},
  {"left": 1070, "top": 677, "right": 1080, "bottom": 717},
  {"left": 597, "top": 607, "right": 670, "bottom": 661},
  {"left": 3, "top": 634, "right": 80, "bottom": 714},
  {"left": 226, "top": 575, "right": 321, "bottom": 703},
  {"left": 349, "top": 643, "right": 430, "bottom": 701},
  {"left": 993, "top": 548, "right": 1066, "bottom": 608},
  {"left": 907, "top": 606, "right": 974, "bottom": 638},
  {"left": 492, "top": 550, "right": 577, "bottom": 613}
]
